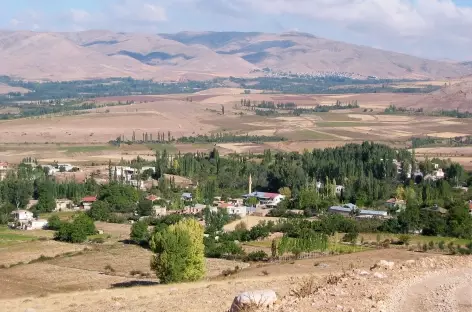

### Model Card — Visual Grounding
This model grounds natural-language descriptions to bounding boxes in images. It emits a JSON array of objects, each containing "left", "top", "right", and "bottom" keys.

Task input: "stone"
[
  {"left": 373, "top": 260, "right": 395, "bottom": 270},
  {"left": 230, "top": 290, "right": 277, "bottom": 312},
  {"left": 373, "top": 272, "right": 386, "bottom": 279}
]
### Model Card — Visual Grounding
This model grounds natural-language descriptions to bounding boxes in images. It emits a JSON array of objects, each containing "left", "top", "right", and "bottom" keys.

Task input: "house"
[
  {"left": 153, "top": 206, "right": 167, "bottom": 216},
  {"left": 26, "top": 219, "right": 48, "bottom": 230},
  {"left": 335, "top": 185, "right": 344, "bottom": 195},
  {"left": 357, "top": 209, "right": 388, "bottom": 218},
  {"left": 146, "top": 194, "right": 160, "bottom": 202},
  {"left": 0, "top": 162, "right": 9, "bottom": 181},
  {"left": 328, "top": 204, "right": 388, "bottom": 218},
  {"left": 185, "top": 204, "right": 206, "bottom": 215},
  {"left": 80, "top": 196, "right": 97, "bottom": 210},
  {"left": 242, "top": 192, "right": 285, "bottom": 207},
  {"left": 424, "top": 168, "right": 445, "bottom": 182},
  {"left": 41, "top": 165, "right": 59, "bottom": 176},
  {"left": 469, "top": 200, "right": 472, "bottom": 216},
  {"left": 422, "top": 205, "right": 448, "bottom": 215},
  {"left": 129, "top": 179, "right": 145, "bottom": 189},
  {"left": 9, "top": 210, "right": 48, "bottom": 230},
  {"left": 181, "top": 192, "right": 193, "bottom": 201},
  {"left": 385, "top": 198, "right": 407, "bottom": 211},
  {"left": 57, "top": 163, "right": 75, "bottom": 172},
  {"left": 55, "top": 199, "right": 74, "bottom": 211},
  {"left": 11, "top": 210, "right": 34, "bottom": 223}
]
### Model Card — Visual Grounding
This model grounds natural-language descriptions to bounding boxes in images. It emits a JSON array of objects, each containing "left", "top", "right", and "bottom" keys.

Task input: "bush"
[
  {"left": 438, "top": 240, "right": 445, "bottom": 251},
  {"left": 244, "top": 250, "right": 269, "bottom": 262},
  {"left": 150, "top": 219, "right": 205, "bottom": 283},
  {"left": 130, "top": 221, "right": 149, "bottom": 246},
  {"left": 428, "top": 241, "right": 435, "bottom": 250},
  {"left": 47, "top": 215, "right": 62, "bottom": 231},
  {"left": 54, "top": 214, "right": 96, "bottom": 243},
  {"left": 87, "top": 200, "right": 110, "bottom": 221},
  {"left": 398, "top": 234, "right": 411, "bottom": 246},
  {"left": 342, "top": 231, "right": 358, "bottom": 244}
]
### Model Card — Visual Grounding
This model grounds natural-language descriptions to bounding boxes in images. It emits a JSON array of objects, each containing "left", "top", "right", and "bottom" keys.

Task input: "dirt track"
[{"left": 383, "top": 268, "right": 472, "bottom": 312}]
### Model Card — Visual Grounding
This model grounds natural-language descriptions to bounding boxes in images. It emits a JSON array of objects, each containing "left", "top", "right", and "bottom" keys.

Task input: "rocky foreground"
[{"left": 2, "top": 255, "right": 471, "bottom": 312}]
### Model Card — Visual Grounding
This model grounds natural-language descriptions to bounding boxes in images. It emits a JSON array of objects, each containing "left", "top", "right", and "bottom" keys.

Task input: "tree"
[
  {"left": 88, "top": 200, "right": 110, "bottom": 221},
  {"left": 150, "top": 219, "right": 205, "bottom": 283},
  {"left": 137, "top": 199, "right": 153, "bottom": 217},
  {"left": 47, "top": 215, "right": 62, "bottom": 230},
  {"left": 54, "top": 214, "right": 96, "bottom": 243},
  {"left": 130, "top": 220, "right": 149, "bottom": 245},
  {"left": 278, "top": 187, "right": 292, "bottom": 199}
]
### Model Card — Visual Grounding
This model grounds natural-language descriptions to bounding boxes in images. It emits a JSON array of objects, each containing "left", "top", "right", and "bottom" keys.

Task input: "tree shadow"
[{"left": 110, "top": 280, "right": 159, "bottom": 288}]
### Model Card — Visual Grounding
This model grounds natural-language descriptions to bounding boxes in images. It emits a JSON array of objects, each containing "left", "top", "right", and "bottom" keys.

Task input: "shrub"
[
  {"left": 104, "top": 264, "right": 116, "bottom": 274},
  {"left": 54, "top": 214, "right": 96, "bottom": 243},
  {"left": 422, "top": 243, "right": 428, "bottom": 252},
  {"left": 448, "top": 242, "right": 456, "bottom": 254},
  {"left": 130, "top": 221, "right": 150, "bottom": 246},
  {"left": 244, "top": 250, "right": 269, "bottom": 262},
  {"left": 438, "top": 240, "right": 445, "bottom": 251},
  {"left": 150, "top": 219, "right": 205, "bottom": 284},
  {"left": 291, "top": 277, "right": 320, "bottom": 298},
  {"left": 221, "top": 266, "right": 240, "bottom": 277},
  {"left": 398, "top": 234, "right": 411, "bottom": 246},
  {"left": 342, "top": 231, "right": 358, "bottom": 244},
  {"left": 428, "top": 241, "right": 435, "bottom": 250},
  {"left": 47, "top": 215, "right": 62, "bottom": 231}
]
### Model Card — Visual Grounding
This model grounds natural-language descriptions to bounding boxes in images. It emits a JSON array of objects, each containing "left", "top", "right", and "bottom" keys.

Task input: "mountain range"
[{"left": 1, "top": 30, "right": 472, "bottom": 81}]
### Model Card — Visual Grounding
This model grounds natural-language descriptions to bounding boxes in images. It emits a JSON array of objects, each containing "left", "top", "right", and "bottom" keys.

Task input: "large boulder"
[{"left": 230, "top": 290, "right": 277, "bottom": 312}]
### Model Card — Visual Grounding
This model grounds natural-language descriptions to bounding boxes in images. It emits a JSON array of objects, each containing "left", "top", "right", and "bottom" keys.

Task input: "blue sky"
[{"left": 1, "top": 0, "right": 472, "bottom": 60}]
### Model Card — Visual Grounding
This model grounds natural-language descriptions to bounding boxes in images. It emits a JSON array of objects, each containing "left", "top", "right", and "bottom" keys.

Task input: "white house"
[
  {"left": 57, "top": 163, "right": 75, "bottom": 172},
  {"left": 55, "top": 199, "right": 74, "bottom": 211},
  {"left": 242, "top": 192, "right": 286, "bottom": 207},
  {"left": 11, "top": 210, "right": 34, "bottom": 223},
  {"left": 27, "top": 219, "right": 48, "bottom": 230},
  {"left": 335, "top": 185, "right": 344, "bottom": 195}
]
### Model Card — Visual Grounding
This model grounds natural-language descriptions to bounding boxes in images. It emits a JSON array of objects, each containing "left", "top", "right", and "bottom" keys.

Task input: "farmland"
[{"left": 0, "top": 88, "right": 471, "bottom": 167}]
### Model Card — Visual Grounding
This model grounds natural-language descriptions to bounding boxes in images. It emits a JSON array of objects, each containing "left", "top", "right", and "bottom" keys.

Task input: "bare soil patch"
[{"left": 427, "top": 132, "right": 470, "bottom": 138}]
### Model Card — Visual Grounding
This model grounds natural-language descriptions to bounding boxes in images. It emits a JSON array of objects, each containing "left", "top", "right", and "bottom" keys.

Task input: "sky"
[{"left": 1, "top": 0, "right": 472, "bottom": 60}]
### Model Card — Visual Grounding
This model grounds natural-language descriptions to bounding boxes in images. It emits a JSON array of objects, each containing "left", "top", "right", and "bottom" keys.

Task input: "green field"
[
  {"left": 39, "top": 211, "right": 77, "bottom": 221},
  {"left": 0, "top": 226, "right": 38, "bottom": 247},
  {"left": 359, "top": 233, "right": 472, "bottom": 246},
  {"left": 62, "top": 145, "right": 115, "bottom": 154},
  {"left": 281, "top": 130, "right": 339, "bottom": 140}
]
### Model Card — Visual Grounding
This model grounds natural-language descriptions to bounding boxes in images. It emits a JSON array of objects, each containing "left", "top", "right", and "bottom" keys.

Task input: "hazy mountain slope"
[
  {"left": 59, "top": 31, "right": 256, "bottom": 76},
  {"left": 163, "top": 31, "right": 472, "bottom": 79},
  {"left": 1, "top": 30, "right": 472, "bottom": 81},
  {"left": 0, "top": 31, "right": 161, "bottom": 80}
]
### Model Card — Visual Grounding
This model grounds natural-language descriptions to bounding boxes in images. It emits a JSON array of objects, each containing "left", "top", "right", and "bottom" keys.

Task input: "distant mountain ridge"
[{"left": 0, "top": 30, "right": 471, "bottom": 81}]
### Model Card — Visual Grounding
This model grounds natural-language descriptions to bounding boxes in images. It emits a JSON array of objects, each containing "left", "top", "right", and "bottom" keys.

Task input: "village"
[{"left": 3, "top": 154, "right": 472, "bottom": 233}]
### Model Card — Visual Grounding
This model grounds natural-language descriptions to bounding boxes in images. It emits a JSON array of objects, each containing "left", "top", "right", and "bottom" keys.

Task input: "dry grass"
[
  {"left": 224, "top": 217, "right": 283, "bottom": 231},
  {"left": 0, "top": 240, "right": 85, "bottom": 266}
]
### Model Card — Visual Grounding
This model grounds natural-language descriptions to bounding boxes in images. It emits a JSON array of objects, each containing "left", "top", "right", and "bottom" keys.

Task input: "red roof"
[
  {"left": 264, "top": 192, "right": 280, "bottom": 199},
  {"left": 82, "top": 196, "right": 97, "bottom": 202},
  {"left": 146, "top": 195, "right": 159, "bottom": 202},
  {"left": 469, "top": 201, "right": 472, "bottom": 211}
]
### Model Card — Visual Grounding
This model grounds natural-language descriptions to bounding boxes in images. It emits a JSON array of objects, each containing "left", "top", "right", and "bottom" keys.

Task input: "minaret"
[{"left": 248, "top": 174, "right": 252, "bottom": 194}]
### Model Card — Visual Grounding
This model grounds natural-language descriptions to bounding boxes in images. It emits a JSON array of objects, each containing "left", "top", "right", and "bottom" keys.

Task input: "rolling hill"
[{"left": 0, "top": 30, "right": 472, "bottom": 81}]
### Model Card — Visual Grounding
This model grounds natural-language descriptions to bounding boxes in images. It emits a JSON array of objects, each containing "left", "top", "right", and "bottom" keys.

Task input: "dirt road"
[{"left": 383, "top": 268, "right": 472, "bottom": 312}]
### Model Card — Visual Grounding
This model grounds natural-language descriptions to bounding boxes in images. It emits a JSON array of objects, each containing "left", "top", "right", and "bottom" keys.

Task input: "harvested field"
[
  {"left": 348, "top": 114, "right": 377, "bottom": 121},
  {"left": 0, "top": 83, "right": 30, "bottom": 94},
  {"left": 0, "top": 240, "right": 85, "bottom": 266},
  {"left": 427, "top": 132, "right": 470, "bottom": 138},
  {"left": 216, "top": 143, "right": 265, "bottom": 154}
]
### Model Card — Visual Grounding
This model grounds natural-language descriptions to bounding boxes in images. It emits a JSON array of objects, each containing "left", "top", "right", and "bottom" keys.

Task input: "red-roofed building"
[
  {"left": 469, "top": 200, "right": 472, "bottom": 215},
  {"left": 81, "top": 196, "right": 97, "bottom": 211},
  {"left": 146, "top": 195, "right": 160, "bottom": 202}
]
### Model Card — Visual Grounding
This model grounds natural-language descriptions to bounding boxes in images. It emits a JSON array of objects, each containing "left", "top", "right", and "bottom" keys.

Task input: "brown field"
[
  {"left": 0, "top": 83, "right": 30, "bottom": 94},
  {"left": 0, "top": 248, "right": 445, "bottom": 312},
  {"left": 0, "top": 90, "right": 472, "bottom": 165}
]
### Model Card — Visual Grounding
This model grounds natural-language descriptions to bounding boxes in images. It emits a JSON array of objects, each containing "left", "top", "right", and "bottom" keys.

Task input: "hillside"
[
  {"left": 399, "top": 76, "right": 472, "bottom": 111},
  {"left": 0, "top": 30, "right": 472, "bottom": 81}
]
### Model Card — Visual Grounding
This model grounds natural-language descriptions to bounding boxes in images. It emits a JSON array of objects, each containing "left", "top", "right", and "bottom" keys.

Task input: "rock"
[
  {"left": 372, "top": 260, "right": 395, "bottom": 270},
  {"left": 230, "top": 290, "right": 277, "bottom": 312},
  {"left": 24, "top": 309, "right": 36, "bottom": 312},
  {"left": 98, "top": 230, "right": 104, "bottom": 235},
  {"left": 373, "top": 272, "right": 386, "bottom": 279},
  {"left": 337, "top": 304, "right": 344, "bottom": 310},
  {"left": 357, "top": 270, "right": 370, "bottom": 276}
]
